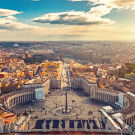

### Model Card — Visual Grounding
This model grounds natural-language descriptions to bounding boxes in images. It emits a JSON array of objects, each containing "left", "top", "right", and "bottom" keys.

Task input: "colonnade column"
[
  {"left": 16, "top": 97, "right": 17, "bottom": 105},
  {"left": 106, "top": 94, "right": 108, "bottom": 101},
  {"left": 17, "top": 97, "right": 18, "bottom": 104},
  {"left": 102, "top": 93, "right": 104, "bottom": 100},
  {"left": 22, "top": 95, "right": 24, "bottom": 102},
  {"left": 22, "top": 95, "right": 23, "bottom": 102},
  {"left": 111, "top": 96, "right": 114, "bottom": 103},
  {"left": 114, "top": 96, "right": 115, "bottom": 103},
  {"left": 131, "top": 117, "right": 133, "bottom": 126},
  {"left": 101, "top": 93, "right": 102, "bottom": 100},
  {"left": 27, "top": 94, "right": 28, "bottom": 101},
  {"left": 94, "top": 91, "right": 97, "bottom": 99},
  {"left": 30, "top": 94, "right": 31, "bottom": 100},
  {"left": 24, "top": 95, "right": 25, "bottom": 102},
  {"left": 125, "top": 119, "right": 127, "bottom": 125},
  {"left": 109, "top": 95, "right": 110, "bottom": 102},
  {"left": 26, "top": 95, "right": 27, "bottom": 102},
  {"left": 11, "top": 99, "right": 14, "bottom": 106},
  {"left": 15, "top": 98, "right": 16, "bottom": 105},
  {"left": 113, "top": 96, "right": 115, "bottom": 103},
  {"left": 8, "top": 101, "right": 10, "bottom": 108},
  {"left": 19, "top": 96, "right": 21, "bottom": 103},
  {"left": 111, "top": 96, "right": 113, "bottom": 102},
  {"left": 22, "top": 95, "right": 23, "bottom": 103},
  {"left": 103, "top": 93, "right": 105, "bottom": 101},
  {"left": 130, "top": 118, "right": 131, "bottom": 126},
  {"left": 100, "top": 93, "right": 102, "bottom": 100},
  {"left": 9, "top": 102, "right": 11, "bottom": 107},
  {"left": 90, "top": 91, "right": 92, "bottom": 99},
  {"left": 21, "top": 96, "right": 22, "bottom": 103},
  {"left": 97, "top": 93, "right": 98, "bottom": 99}
]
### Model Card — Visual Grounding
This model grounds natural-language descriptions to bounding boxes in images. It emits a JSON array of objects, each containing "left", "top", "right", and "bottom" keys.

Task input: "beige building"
[
  {"left": 71, "top": 77, "right": 97, "bottom": 94},
  {"left": 22, "top": 78, "right": 61, "bottom": 95}
]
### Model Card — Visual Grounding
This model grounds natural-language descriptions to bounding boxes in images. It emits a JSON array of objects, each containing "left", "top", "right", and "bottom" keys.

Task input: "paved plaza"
[{"left": 15, "top": 88, "right": 113, "bottom": 129}]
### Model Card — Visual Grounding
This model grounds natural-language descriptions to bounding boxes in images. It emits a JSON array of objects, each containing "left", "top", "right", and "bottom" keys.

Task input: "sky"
[{"left": 0, "top": 0, "right": 135, "bottom": 41}]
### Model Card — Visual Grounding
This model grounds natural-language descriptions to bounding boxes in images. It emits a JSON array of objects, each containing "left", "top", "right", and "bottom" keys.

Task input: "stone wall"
[{"left": 71, "top": 78, "right": 97, "bottom": 94}]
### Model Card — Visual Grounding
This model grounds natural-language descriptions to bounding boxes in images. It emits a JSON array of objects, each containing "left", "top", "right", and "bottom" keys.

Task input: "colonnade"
[
  {"left": 124, "top": 116, "right": 135, "bottom": 126},
  {"left": 123, "top": 112, "right": 135, "bottom": 126},
  {"left": 90, "top": 89, "right": 117, "bottom": 103},
  {"left": 4, "top": 89, "right": 35, "bottom": 109},
  {"left": 8, "top": 93, "right": 35, "bottom": 108}
]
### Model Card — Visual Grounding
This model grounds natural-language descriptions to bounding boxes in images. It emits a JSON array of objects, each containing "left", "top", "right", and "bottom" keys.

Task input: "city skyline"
[{"left": 0, "top": 0, "right": 135, "bottom": 41}]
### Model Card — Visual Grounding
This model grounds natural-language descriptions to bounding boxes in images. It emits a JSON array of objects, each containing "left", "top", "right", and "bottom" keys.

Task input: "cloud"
[
  {"left": 5, "top": 16, "right": 18, "bottom": 21},
  {"left": 69, "top": 0, "right": 135, "bottom": 9},
  {"left": 65, "top": 0, "right": 135, "bottom": 27},
  {"left": 0, "top": 8, "right": 21, "bottom": 17},
  {"left": 31, "top": 0, "right": 40, "bottom": 1},
  {"left": 0, "top": 8, "right": 39, "bottom": 31},
  {"left": 0, "top": 17, "right": 35, "bottom": 31},
  {"left": 88, "top": 5, "right": 113, "bottom": 17},
  {"left": 32, "top": 11, "right": 114, "bottom": 25}
]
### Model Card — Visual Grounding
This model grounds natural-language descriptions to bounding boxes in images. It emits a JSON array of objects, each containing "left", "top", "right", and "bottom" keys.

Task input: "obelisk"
[{"left": 65, "top": 90, "right": 68, "bottom": 112}]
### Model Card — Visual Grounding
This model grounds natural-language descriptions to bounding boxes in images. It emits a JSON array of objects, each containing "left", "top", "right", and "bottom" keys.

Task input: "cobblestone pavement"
[
  {"left": 15, "top": 63, "right": 113, "bottom": 129},
  {"left": 15, "top": 89, "right": 112, "bottom": 129}
]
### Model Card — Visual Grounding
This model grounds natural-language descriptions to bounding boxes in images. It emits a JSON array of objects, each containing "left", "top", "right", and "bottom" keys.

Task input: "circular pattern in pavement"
[{"left": 50, "top": 106, "right": 82, "bottom": 117}]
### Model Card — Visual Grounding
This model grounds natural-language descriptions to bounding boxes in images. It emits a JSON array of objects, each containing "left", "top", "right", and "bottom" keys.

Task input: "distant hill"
[{"left": 0, "top": 42, "right": 32, "bottom": 48}]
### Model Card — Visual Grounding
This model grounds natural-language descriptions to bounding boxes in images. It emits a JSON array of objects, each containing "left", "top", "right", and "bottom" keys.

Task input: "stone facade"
[
  {"left": 50, "top": 78, "right": 61, "bottom": 89},
  {"left": 22, "top": 78, "right": 61, "bottom": 95},
  {"left": 71, "top": 78, "right": 97, "bottom": 94}
]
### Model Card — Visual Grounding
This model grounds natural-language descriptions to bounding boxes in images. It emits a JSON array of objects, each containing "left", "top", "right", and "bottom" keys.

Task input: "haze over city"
[{"left": 0, "top": 0, "right": 135, "bottom": 41}]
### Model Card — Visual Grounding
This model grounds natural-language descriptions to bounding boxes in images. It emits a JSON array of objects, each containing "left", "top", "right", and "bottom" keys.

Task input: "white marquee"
[{"left": 35, "top": 88, "right": 45, "bottom": 100}]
